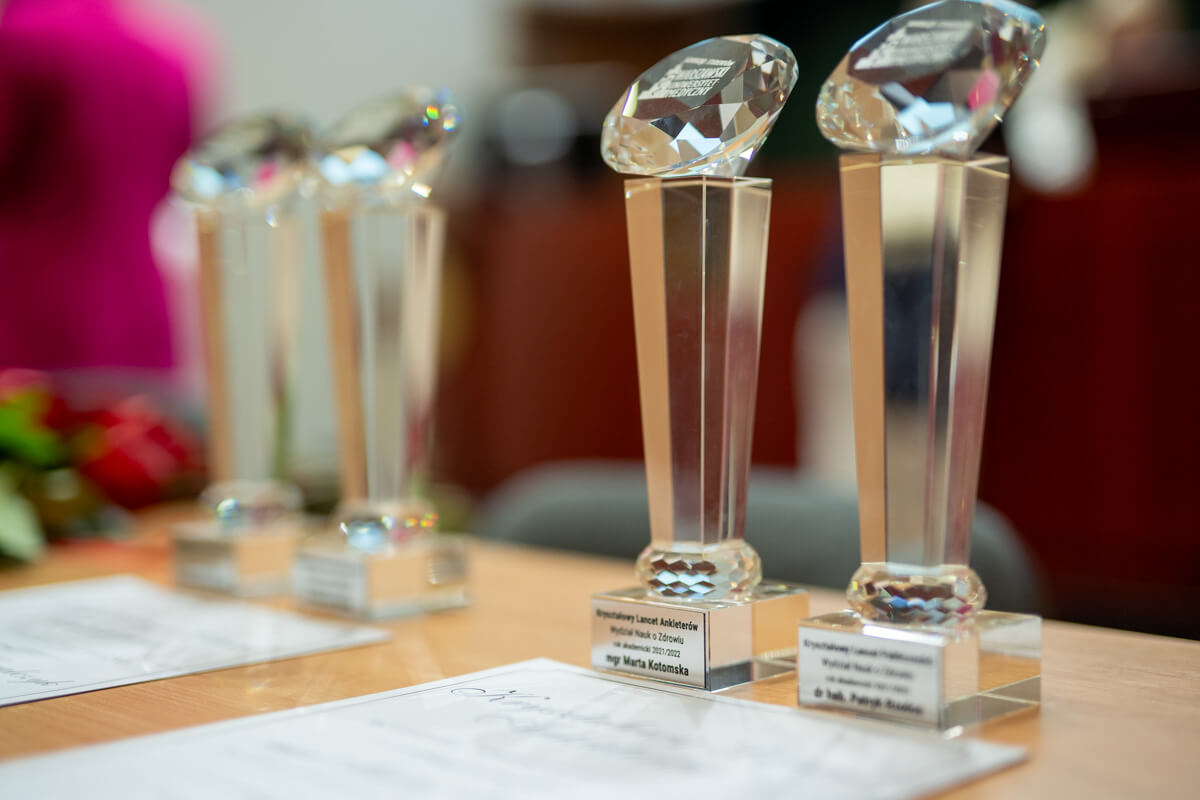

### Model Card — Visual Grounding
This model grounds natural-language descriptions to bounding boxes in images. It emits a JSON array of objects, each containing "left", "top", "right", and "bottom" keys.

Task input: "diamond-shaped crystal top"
[
  {"left": 817, "top": 0, "right": 1046, "bottom": 158},
  {"left": 601, "top": 34, "right": 797, "bottom": 177},
  {"left": 172, "top": 113, "right": 312, "bottom": 208},
  {"left": 319, "top": 88, "right": 460, "bottom": 198}
]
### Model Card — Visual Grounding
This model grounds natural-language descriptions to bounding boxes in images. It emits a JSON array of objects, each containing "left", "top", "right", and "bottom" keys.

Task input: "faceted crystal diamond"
[
  {"left": 817, "top": 0, "right": 1046, "bottom": 158},
  {"left": 172, "top": 113, "right": 312, "bottom": 209},
  {"left": 847, "top": 563, "right": 987, "bottom": 626},
  {"left": 320, "top": 88, "right": 460, "bottom": 198},
  {"left": 636, "top": 542, "right": 761, "bottom": 601},
  {"left": 602, "top": 34, "right": 797, "bottom": 177}
]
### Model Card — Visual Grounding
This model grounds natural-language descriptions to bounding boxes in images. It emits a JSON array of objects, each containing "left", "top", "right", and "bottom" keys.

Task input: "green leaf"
[
  {"left": 0, "top": 471, "right": 45, "bottom": 563},
  {"left": 0, "top": 395, "right": 64, "bottom": 466}
]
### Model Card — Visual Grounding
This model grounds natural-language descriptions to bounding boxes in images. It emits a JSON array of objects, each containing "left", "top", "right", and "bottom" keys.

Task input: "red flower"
[{"left": 76, "top": 395, "right": 201, "bottom": 508}]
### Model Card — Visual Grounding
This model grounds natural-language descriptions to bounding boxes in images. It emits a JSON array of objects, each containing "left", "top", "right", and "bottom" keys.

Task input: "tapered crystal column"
[
  {"left": 592, "top": 35, "right": 807, "bottom": 691},
  {"left": 191, "top": 198, "right": 303, "bottom": 517},
  {"left": 179, "top": 115, "right": 309, "bottom": 519},
  {"left": 842, "top": 153, "right": 1006, "bottom": 623},
  {"left": 797, "top": 0, "right": 1045, "bottom": 728},
  {"left": 293, "top": 90, "right": 466, "bottom": 618},
  {"left": 798, "top": 152, "right": 1039, "bottom": 728},
  {"left": 627, "top": 176, "right": 769, "bottom": 601},
  {"left": 169, "top": 113, "right": 311, "bottom": 595},
  {"left": 322, "top": 195, "right": 444, "bottom": 521}
]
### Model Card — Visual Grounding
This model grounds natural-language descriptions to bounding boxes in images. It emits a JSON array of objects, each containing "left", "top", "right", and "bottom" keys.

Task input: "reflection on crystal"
[
  {"left": 201, "top": 480, "right": 302, "bottom": 533},
  {"left": 172, "top": 113, "right": 312, "bottom": 210},
  {"left": 339, "top": 509, "right": 439, "bottom": 554},
  {"left": 320, "top": 89, "right": 460, "bottom": 200},
  {"left": 817, "top": 0, "right": 1046, "bottom": 158},
  {"left": 624, "top": 176, "right": 771, "bottom": 600},
  {"left": 602, "top": 34, "right": 797, "bottom": 177},
  {"left": 340, "top": 514, "right": 395, "bottom": 553}
]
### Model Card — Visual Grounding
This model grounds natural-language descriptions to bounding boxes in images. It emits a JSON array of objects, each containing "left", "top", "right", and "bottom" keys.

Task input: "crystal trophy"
[
  {"left": 796, "top": 0, "right": 1046, "bottom": 728},
  {"left": 292, "top": 90, "right": 467, "bottom": 619},
  {"left": 591, "top": 35, "right": 809, "bottom": 691},
  {"left": 169, "top": 113, "right": 312, "bottom": 596}
]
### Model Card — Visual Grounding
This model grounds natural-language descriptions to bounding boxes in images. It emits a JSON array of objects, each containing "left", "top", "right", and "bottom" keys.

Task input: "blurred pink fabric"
[{"left": 0, "top": 0, "right": 201, "bottom": 370}]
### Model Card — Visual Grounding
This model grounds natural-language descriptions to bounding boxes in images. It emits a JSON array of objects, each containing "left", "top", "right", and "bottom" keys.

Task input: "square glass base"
[
  {"left": 591, "top": 582, "right": 809, "bottom": 691},
  {"left": 797, "top": 610, "right": 1041, "bottom": 730},
  {"left": 293, "top": 534, "right": 468, "bottom": 619},
  {"left": 171, "top": 521, "right": 299, "bottom": 597}
]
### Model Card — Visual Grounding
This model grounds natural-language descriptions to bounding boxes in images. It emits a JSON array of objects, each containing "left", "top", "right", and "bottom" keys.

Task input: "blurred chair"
[{"left": 480, "top": 460, "right": 1044, "bottom": 615}]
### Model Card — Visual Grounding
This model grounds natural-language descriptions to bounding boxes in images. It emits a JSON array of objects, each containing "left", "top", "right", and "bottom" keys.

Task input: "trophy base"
[
  {"left": 591, "top": 583, "right": 809, "bottom": 691},
  {"left": 171, "top": 521, "right": 299, "bottom": 597},
  {"left": 293, "top": 534, "right": 468, "bottom": 619},
  {"left": 797, "top": 610, "right": 1041, "bottom": 731}
]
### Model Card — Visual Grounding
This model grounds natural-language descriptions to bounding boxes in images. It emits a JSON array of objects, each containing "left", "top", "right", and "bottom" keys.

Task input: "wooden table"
[{"left": 1, "top": 513, "right": 1198, "bottom": 797}]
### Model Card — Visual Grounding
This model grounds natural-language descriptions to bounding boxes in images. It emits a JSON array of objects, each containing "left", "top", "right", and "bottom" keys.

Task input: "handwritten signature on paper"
[
  {"left": 446, "top": 680, "right": 698, "bottom": 769},
  {"left": 450, "top": 687, "right": 550, "bottom": 703},
  {"left": 0, "top": 664, "right": 73, "bottom": 688}
]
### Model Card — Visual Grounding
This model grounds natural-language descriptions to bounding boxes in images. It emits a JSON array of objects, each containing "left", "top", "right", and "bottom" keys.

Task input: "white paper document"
[
  {"left": 0, "top": 658, "right": 1025, "bottom": 799},
  {"left": 0, "top": 575, "right": 387, "bottom": 706}
]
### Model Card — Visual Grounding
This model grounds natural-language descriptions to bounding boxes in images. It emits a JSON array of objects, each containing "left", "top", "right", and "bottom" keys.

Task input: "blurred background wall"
[
  {"left": 3, "top": 0, "right": 1199, "bottom": 638},
  {"left": 176, "top": 0, "right": 513, "bottom": 146}
]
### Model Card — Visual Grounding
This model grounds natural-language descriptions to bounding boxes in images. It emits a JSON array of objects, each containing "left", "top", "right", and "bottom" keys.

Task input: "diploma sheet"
[
  {"left": 0, "top": 658, "right": 1025, "bottom": 798},
  {"left": 0, "top": 575, "right": 387, "bottom": 706}
]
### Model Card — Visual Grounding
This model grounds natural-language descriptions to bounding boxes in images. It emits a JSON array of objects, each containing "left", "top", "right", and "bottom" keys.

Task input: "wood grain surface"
[{"left": 1, "top": 509, "right": 1197, "bottom": 798}]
